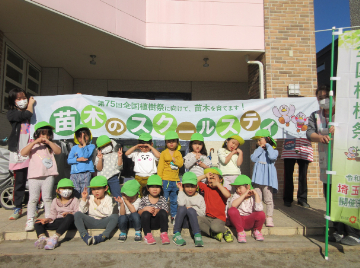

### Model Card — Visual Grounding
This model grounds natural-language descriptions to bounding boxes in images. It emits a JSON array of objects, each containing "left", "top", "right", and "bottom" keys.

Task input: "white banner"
[{"left": 31, "top": 94, "right": 318, "bottom": 141}]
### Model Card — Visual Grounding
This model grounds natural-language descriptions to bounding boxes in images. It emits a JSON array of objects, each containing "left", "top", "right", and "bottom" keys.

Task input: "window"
[
  {"left": 2, "top": 44, "right": 41, "bottom": 111},
  {"left": 317, "top": 63, "right": 325, "bottom": 73}
]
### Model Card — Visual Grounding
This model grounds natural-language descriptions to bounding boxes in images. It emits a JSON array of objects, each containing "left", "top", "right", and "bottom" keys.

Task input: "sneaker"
[
  {"left": 340, "top": 235, "right": 360, "bottom": 246},
  {"left": 81, "top": 233, "right": 93, "bottom": 246},
  {"left": 266, "top": 217, "right": 274, "bottom": 227},
  {"left": 34, "top": 236, "right": 47, "bottom": 249},
  {"left": 34, "top": 207, "right": 39, "bottom": 219},
  {"left": 25, "top": 218, "right": 35, "bottom": 231},
  {"left": 134, "top": 231, "right": 142, "bottom": 242},
  {"left": 297, "top": 200, "right": 310, "bottom": 208},
  {"left": 44, "top": 235, "right": 59, "bottom": 250},
  {"left": 223, "top": 229, "right": 234, "bottom": 243},
  {"left": 172, "top": 232, "right": 186, "bottom": 246},
  {"left": 93, "top": 234, "right": 106, "bottom": 245},
  {"left": 9, "top": 208, "right": 22, "bottom": 220},
  {"left": 194, "top": 233, "right": 204, "bottom": 247},
  {"left": 252, "top": 230, "right": 264, "bottom": 241},
  {"left": 284, "top": 202, "right": 292, "bottom": 207},
  {"left": 144, "top": 233, "right": 156, "bottom": 245},
  {"left": 237, "top": 231, "right": 247, "bottom": 243},
  {"left": 210, "top": 230, "right": 223, "bottom": 242},
  {"left": 171, "top": 217, "right": 175, "bottom": 225},
  {"left": 118, "top": 233, "right": 127, "bottom": 243},
  {"left": 329, "top": 231, "right": 344, "bottom": 243},
  {"left": 160, "top": 232, "right": 170, "bottom": 245}
]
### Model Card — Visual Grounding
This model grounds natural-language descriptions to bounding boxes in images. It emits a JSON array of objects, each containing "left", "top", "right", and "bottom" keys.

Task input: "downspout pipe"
[{"left": 245, "top": 54, "right": 264, "bottom": 99}]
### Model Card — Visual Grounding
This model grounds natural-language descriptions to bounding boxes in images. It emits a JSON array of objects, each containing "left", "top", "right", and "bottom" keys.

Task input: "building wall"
[
  {"left": 41, "top": 68, "right": 74, "bottom": 96},
  {"left": 0, "top": 30, "right": 10, "bottom": 139},
  {"left": 257, "top": 0, "right": 322, "bottom": 198}
]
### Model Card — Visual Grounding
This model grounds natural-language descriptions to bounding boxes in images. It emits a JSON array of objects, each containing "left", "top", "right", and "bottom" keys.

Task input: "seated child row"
[
  {"left": 23, "top": 122, "right": 278, "bottom": 244},
  {"left": 34, "top": 171, "right": 266, "bottom": 250}
]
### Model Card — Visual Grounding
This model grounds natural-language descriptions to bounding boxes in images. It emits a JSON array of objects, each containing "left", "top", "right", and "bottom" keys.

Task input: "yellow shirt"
[{"left": 157, "top": 149, "right": 184, "bottom": 181}]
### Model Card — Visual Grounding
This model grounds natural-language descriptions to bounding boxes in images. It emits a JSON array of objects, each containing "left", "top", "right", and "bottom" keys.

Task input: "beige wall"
[{"left": 41, "top": 68, "right": 74, "bottom": 96}]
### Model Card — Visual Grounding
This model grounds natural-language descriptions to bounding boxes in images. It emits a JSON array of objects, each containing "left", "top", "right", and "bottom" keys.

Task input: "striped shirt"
[
  {"left": 281, "top": 138, "right": 313, "bottom": 162},
  {"left": 138, "top": 195, "right": 169, "bottom": 211}
]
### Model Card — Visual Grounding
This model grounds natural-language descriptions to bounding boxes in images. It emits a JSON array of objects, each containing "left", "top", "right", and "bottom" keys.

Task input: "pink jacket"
[{"left": 48, "top": 197, "right": 79, "bottom": 221}]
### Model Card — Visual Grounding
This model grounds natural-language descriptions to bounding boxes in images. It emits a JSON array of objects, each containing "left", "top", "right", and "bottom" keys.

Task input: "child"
[
  {"left": 20, "top": 121, "right": 61, "bottom": 231},
  {"left": 138, "top": 175, "right": 170, "bottom": 245},
  {"left": 74, "top": 175, "right": 118, "bottom": 245},
  {"left": 67, "top": 124, "right": 96, "bottom": 198},
  {"left": 157, "top": 131, "right": 184, "bottom": 222},
  {"left": 217, "top": 135, "right": 244, "bottom": 214},
  {"left": 116, "top": 179, "right": 142, "bottom": 242},
  {"left": 196, "top": 168, "right": 233, "bottom": 242},
  {"left": 183, "top": 133, "right": 212, "bottom": 179},
  {"left": 125, "top": 133, "right": 160, "bottom": 197},
  {"left": 228, "top": 175, "right": 266, "bottom": 243},
  {"left": 95, "top": 135, "right": 123, "bottom": 198},
  {"left": 34, "top": 178, "right": 79, "bottom": 250},
  {"left": 250, "top": 129, "right": 278, "bottom": 227},
  {"left": 7, "top": 88, "right": 35, "bottom": 220},
  {"left": 173, "top": 172, "right": 205, "bottom": 247}
]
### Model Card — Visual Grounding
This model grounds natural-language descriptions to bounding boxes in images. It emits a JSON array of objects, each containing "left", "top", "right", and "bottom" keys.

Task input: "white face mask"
[
  {"left": 101, "top": 144, "right": 113, "bottom": 154},
  {"left": 16, "top": 99, "right": 28, "bottom": 109},
  {"left": 319, "top": 98, "right": 335, "bottom": 110},
  {"left": 59, "top": 189, "right": 73, "bottom": 198}
]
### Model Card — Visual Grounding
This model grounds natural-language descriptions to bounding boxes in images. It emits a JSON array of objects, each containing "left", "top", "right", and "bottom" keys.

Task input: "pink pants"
[{"left": 228, "top": 207, "right": 266, "bottom": 233}]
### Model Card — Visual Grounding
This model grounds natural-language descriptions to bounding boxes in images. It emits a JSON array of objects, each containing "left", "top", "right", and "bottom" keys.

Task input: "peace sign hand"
[
  {"left": 118, "top": 148, "right": 123, "bottom": 158},
  {"left": 81, "top": 186, "right": 88, "bottom": 201}
]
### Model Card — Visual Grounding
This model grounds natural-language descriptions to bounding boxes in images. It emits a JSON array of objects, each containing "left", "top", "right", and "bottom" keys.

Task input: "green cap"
[
  {"left": 147, "top": 175, "right": 163, "bottom": 186},
  {"left": 190, "top": 133, "right": 204, "bottom": 142},
  {"left": 164, "top": 131, "right": 179, "bottom": 140},
  {"left": 230, "top": 175, "right": 254, "bottom": 189},
  {"left": 181, "top": 172, "right": 198, "bottom": 185},
  {"left": 204, "top": 167, "right": 223, "bottom": 176},
  {"left": 73, "top": 124, "right": 92, "bottom": 145},
  {"left": 96, "top": 135, "right": 111, "bottom": 148},
  {"left": 138, "top": 133, "right": 152, "bottom": 142},
  {"left": 34, "top": 121, "right": 55, "bottom": 132},
  {"left": 251, "top": 129, "right": 277, "bottom": 149},
  {"left": 88, "top": 176, "right": 108, "bottom": 188},
  {"left": 57, "top": 178, "right": 74, "bottom": 189},
  {"left": 121, "top": 180, "right": 140, "bottom": 197}
]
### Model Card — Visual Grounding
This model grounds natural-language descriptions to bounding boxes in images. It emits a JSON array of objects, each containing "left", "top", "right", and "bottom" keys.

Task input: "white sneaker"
[{"left": 25, "top": 218, "right": 35, "bottom": 232}]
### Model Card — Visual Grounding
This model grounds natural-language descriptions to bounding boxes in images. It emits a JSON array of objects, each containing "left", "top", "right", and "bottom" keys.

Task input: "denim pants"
[
  {"left": 163, "top": 180, "right": 178, "bottom": 218},
  {"left": 107, "top": 175, "right": 121, "bottom": 198},
  {"left": 118, "top": 213, "right": 141, "bottom": 233},
  {"left": 173, "top": 206, "right": 200, "bottom": 235},
  {"left": 70, "top": 172, "right": 91, "bottom": 198}
]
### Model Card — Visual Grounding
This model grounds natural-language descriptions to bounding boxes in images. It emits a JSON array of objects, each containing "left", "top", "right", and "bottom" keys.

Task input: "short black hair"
[
  {"left": 316, "top": 84, "right": 336, "bottom": 97},
  {"left": 138, "top": 139, "right": 152, "bottom": 145},
  {"left": 8, "top": 88, "right": 28, "bottom": 110},
  {"left": 33, "top": 127, "right": 54, "bottom": 152},
  {"left": 75, "top": 128, "right": 91, "bottom": 145},
  {"left": 189, "top": 140, "right": 207, "bottom": 156},
  {"left": 142, "top": 185, "right": 164, "bottom": 197},
  {"left": 222, "top": 138, "right": 233, "bottom": 149},
  {"left": 255, "top": 137, "right": 275, "bottom": 148}
]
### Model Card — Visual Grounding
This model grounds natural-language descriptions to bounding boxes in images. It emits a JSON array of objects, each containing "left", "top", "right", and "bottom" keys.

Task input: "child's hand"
[
  {"left": 144, "top": 206, "right": 155, "bottom": 214},
  {"left": 177, "top": 182, "right": 183, "bottom": 191},
  {"left": 62, "top": 212, "right": 71, "bottom": 217},
  {"left": 28, "top": 96, "right": 36, "bottom": 106},
  {"left": 205, "top": 172, "right": 212, "bottom": 180},
  {"left": 35, "top": 137, "right": 44, "bottom": 144},
  {"left": 153, "top": 208, "right": 160, "bottom": 216},
  {"left": 81, "top": 132, "right": 87, "bottom": 146},
  {"left": 35, "top": 218, "right": 50, "bottom": 225},
  {"left": 81, "top": 187, "right": 88, "bottom": 201},
  {"left": 249, "top": 189, "right": 256, "bottom": 196},
  {"left": 236, "top": 148, "right": 242, "bottom": 154},
  {"left": 114, "top": 196, "right": 123, "bottom": 204},
  {"left": 211, "top": 179, "right": 219, "bottom": 188},
  {"left": 77, "top": 157, "right": 88, "bottom": 162},
  {"left": 242, "top": 189, "right": 251, "bottom": 197},
  {"left": 97, "top": 151, "right": 103, "bottom": 159},
  {"left": 198, "top": 161, "right": 207, "bottom": 169},
  {"left": 195, "top": 153, "right": 201, "bottom": 160},
  {"left": 118, "top": 148, "right": 123, "bottom": 158}
]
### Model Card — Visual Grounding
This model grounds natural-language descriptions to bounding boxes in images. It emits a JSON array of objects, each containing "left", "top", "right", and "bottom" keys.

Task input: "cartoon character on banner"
[
  {"left": 291, "top": 112, "right": 308, "bottom": 132},
  {"left": 272, "top": 104, "right": 295, "bottom": 127},
  {"left": 344, "top": 146, "right": 359, "bottom": 160}
]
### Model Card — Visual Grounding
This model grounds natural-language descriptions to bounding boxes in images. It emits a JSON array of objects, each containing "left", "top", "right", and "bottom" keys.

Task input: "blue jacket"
[
  {"left": 250, "top": 143, "right": 278, "bottom": 192},
  {"left": 67, "top": 144, "right": 95, "bottom": 174}
]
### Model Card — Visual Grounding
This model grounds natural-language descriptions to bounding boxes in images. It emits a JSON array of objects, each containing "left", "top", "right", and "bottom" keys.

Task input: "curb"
[{"left": 0, "top": 226, "right": 333, "bottom": 241}]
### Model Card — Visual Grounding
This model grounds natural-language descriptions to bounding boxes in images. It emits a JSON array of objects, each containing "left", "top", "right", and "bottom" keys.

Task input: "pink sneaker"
[
  {"left": 266, "top": 217, "right": 274, "bottom": 227},
  {"left": 160, "top": 232, "right": 170, "bottom": 245},
  {"left": 237, "top": 231, "right": 246, "bottom": 243},
  {"left": 252, "top": 230, "right": 264, "bottom": 241},
  {"left": 144, "top": 233, "right": 156, "bottom": 245},
  {"left": 34, "top": 236, "right": 47, "bottom": 249}
]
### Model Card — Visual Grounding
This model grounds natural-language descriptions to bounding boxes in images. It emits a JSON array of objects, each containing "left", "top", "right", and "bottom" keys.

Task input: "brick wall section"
[
  {"left": 248, "top": 0, "right": 321, "bottom": 199},
  {"left": 248, "top": 53, "right": 265, "bottom": 99}
]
